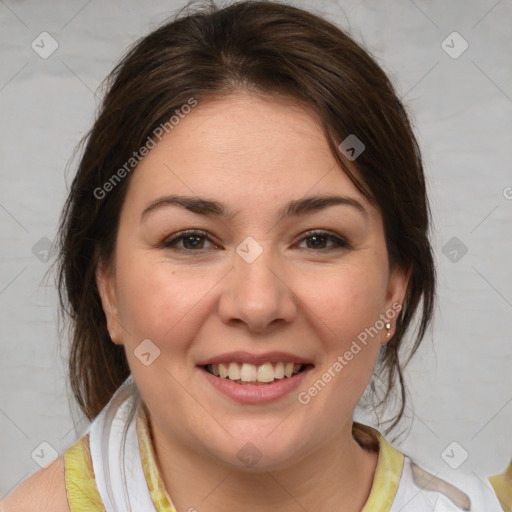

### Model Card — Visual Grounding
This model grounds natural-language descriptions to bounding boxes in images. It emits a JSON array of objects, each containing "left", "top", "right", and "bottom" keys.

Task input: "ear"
[
  {"left": 383, "top": 264, "right": 412, "bottom": 342},
  {"left": 96, "top": 260, "right": 122, "bottom": 345}
]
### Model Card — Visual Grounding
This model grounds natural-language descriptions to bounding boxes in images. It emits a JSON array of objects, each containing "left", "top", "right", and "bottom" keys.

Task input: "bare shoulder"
[{"left": 0, "top": 455, "right": 70, "bottom": 512}]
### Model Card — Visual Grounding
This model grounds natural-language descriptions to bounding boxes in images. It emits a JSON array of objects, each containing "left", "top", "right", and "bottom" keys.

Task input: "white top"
[{"left": 73, "top": 376, "right": 504, "bottom": 512}]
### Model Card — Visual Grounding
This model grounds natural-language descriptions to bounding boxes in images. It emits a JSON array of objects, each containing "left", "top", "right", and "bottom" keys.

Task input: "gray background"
[{"left": 1, "top": 0, "right": 511, "bottom": 500}]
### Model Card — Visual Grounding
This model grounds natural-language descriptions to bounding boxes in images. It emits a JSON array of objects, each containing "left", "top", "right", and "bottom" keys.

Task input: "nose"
[{"left": 217, "top": 244, "right": 298, "bottom": 333}]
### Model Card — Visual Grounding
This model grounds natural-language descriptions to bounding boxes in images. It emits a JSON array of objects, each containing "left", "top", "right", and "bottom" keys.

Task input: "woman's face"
[{"left": 97, "top": 92, "right": 409, "bottom": 470}]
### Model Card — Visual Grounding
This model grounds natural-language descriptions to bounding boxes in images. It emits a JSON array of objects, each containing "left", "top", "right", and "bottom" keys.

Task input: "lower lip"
[{"left": 198, "top": 366, "right": 312, "bottom": 404}]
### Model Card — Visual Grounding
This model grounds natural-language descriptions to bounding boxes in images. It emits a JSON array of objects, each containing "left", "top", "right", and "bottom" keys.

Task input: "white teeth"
[
  {"left": 228, "top": 362, "right": 240, "bottom": 380},
  {"left": 219, "top": 363, "right": 228, "bottom": 378},
  {"left": 240, "top": 363, "right": 257, "bottom": 382},
  {"left": 274, "top": 362, "right": 284, "bottom": 379},
  {"left": 257, "top": 363, "right": 274, "bottom": 383},
  {"left": 208, "top": 362, "right": 305, "bottom": 383}
]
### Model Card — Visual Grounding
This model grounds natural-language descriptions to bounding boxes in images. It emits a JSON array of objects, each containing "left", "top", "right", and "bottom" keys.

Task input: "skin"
[
  {"left": 96, "top": 92, "right": 410, "bottom": 512},
  {"left": 0, "top": 456, "right": 69, "bottom": 511}
]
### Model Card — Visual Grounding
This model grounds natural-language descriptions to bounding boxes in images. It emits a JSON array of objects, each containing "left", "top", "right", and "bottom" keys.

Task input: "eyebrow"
[{"left": 140, "top": 194, "right": 367, "bottom": 222}]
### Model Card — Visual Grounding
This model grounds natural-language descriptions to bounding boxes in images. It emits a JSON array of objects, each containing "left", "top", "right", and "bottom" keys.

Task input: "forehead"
[{"left": 123, "top": 92, "right": 371, "bottom": 218}]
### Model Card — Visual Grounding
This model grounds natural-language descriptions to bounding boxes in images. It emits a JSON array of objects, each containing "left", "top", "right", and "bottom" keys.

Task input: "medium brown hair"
[{"left": 57, "top": 0, "right": 435, "bottom": 432}]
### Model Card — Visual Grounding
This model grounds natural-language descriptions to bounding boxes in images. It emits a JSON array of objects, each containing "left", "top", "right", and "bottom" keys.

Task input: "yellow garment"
[
  {"left": 64, "top": 404, "right": 176, "bottom": 511},
  {"left": 361, "top": 428, "right": 404, "bottom": 511},
  {"left": 490, "top": 463, "right": 512, "bottom": 512},
  {"left": 64, "top": 434, "right": 105, "bottom": 511},
  {"left": 63, "top": 408, "right": 403, "bottom": 512},
  {"left": 136, "top": 403, "right": 176, "bottom": 511}
]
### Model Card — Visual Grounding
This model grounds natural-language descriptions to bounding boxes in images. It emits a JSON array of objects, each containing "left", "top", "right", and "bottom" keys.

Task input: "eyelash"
[{"left": 160, "top": 229, "right": 350, "bottom": 252}]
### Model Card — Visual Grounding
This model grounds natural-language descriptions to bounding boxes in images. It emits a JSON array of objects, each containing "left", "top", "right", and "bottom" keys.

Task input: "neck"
[{"left": 146, "top": 412, "right": 379, "bottom": 512}]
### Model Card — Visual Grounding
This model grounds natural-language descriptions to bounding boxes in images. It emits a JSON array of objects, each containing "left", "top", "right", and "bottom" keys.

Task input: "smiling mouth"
[{"left": 201, "top": 362, "right": 311, "bottom": 385}]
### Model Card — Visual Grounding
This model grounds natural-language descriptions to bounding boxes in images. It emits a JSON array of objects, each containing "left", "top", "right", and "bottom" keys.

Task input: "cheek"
[
  {"left": 306, "top": 262, "right": 389, "bottom": 342},
  {"left": 113, "top": 257, "right": 206, "bottom": 407},
  {"left": 114, "top": 253, "right": 209, "bottom": 347},
  {"left": 299, "top": 262, "right": 388, "bottom": 404}
]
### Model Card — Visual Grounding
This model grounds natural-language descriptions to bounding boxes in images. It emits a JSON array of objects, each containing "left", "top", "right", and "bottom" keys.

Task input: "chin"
[{"left": 206, "top": 430, "right": 307, "bottom": 472}]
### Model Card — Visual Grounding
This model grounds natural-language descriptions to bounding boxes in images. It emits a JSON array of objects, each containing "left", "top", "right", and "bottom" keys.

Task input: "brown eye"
[
  {"left": 162, "top": 230, "right": 217, "bottom": 251},
  {"left": 298, "top": 231, "right": 350, "bottom": 250}
]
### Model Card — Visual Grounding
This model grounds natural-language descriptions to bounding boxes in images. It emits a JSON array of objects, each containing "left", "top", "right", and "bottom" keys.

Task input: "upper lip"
[{"left": 196, "top": 351, "right": 314, "bottom": 366}]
